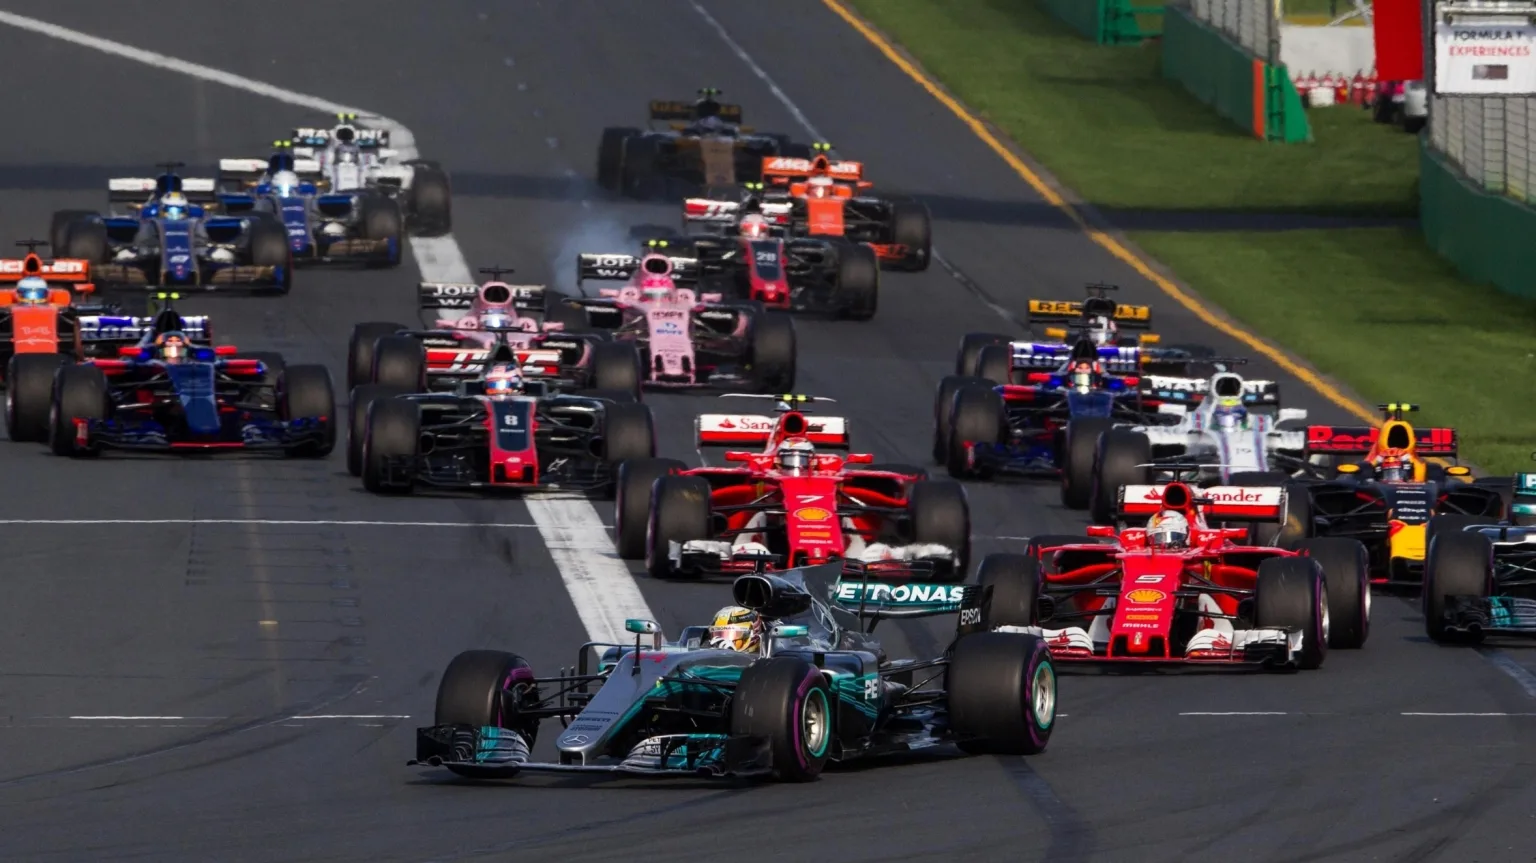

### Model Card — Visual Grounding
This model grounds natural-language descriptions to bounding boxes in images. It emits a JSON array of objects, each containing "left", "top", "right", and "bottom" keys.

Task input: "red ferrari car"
[
  {"left": 612, "top": 393, "right": 969, "bottom": 580},
  {"left": 973, "top": 481, "right": 1370, "bottom": 669}
]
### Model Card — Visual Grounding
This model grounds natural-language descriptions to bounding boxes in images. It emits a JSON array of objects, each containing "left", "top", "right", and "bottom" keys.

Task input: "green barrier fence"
[
  {"left": 1037, "top": 0, "right": 1164, "bottom": 43},
  {"left": 1420, "top": 141, "right": 1536, "bottom": 300},
  {"left": 1159, "top": 7, "right": 1311, "bottom": 142}
]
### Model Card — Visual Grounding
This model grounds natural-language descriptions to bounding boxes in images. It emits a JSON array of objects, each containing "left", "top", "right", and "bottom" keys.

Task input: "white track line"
[
  {"left": 0, "top": 519, "right": 557, "bottom": 528},
  {"left": 1178, "top": 712, "right": 1288, "bottom": 716},
  {"left": 0, "top": 11, "right": 655, "bottom": 646}
]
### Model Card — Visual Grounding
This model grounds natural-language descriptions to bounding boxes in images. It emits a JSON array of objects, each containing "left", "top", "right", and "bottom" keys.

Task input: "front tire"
[
  {"left": 730, "top": 656, "right": 833, "bottom": 781},
  {"left": 948, "top": 632, "right": 1055, "bottom": 755}
]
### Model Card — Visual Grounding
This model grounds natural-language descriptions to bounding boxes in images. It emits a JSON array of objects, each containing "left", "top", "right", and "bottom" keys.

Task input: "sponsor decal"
[
  {"left": 797, "top": 494, "right": 824, "bottom": 503},
  {"left": 1122, "top": 622, "right": 1159, "bottom": 630},
  {"left": 18, "top": 325, "right": 52, "bottom": 339},
  {"left": 714, "top": 416, "right": 772, "bottom": 431},
  {"left": 795, "top": 507, "right": 832, "bottom": 521},
  {"left": 835, "top": 583, "right": 966, "bottom": 604},
  {"left": 959, "top": 607, "right": 982, "bottom": 626},
  {"left": 0, "top": 259, "right": 85, "bottom": 274},
  {"left": 561, "top": 734, "right": 590, "bottom": 745},
  {"left": 651, "top": 309, "right": 685, "bottom": 320},
  {"left": 1125, "top": 588, "right": 1167, "bottom": 604},
  {"left": 798, "top": 528, "right": 833, "bottom": 539},
  {"left": 1124, "top": 613, "right": 1160, "bottom": 621},
  {"left": 585, "top": 253, "right": 634, "bottom": 270},
  {"left": 1133, "top": 574, "right": 1163, "bottom": 584}
]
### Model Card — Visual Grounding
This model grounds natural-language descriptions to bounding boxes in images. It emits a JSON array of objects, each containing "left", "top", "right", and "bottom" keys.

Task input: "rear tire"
[
  {"left": 948, "top": 632, "right": 1055, "bottom": 755},
  {"left": 615, "top": 457, "right": 687, "bottom": 559},
  {"left": 730, "top": 656, "right": 833, "bottom": 781},
  {"left": 48, "top": 363, "right": 109, "bottom": 457},
  {"left": 371, "top": 335, "right": 427, "bottom": 391},
  {"left": 599, "top": 403, "right": 655, "bottom": 499},
  {"left": 955, "top": 332, "right": 1010, "bottom": 377},
  {"left": 932, "top": 374, "right": 989, "bottom": 464},
  {"left": 1089, "top": 429, "right": 1151, "bottom": 523},
  {"left": 1061, "top": 418, "right": 1115, "bottom": 511},
  {"left": 946, "top": 383, "right": 1005, "bottom": 479},
  {"left": 1293, "top": 537, "right": 1370, "bottom": 648},
  {"left": 974, "top": 344, "right": 1011, "bottom": 386},
  {"left": 1254, "top": 557, "right": 1328, "bottom": 670},
  {"left": 590, "top": 341, "right": 643, "bottom": 398},
  {"left": 360, "top": 194, "right": 404, "bottom": 268},
  {"left": 407, "top": 165, "right": 453, "bottom": 234},
  {"left": 347, "top": 322, "right": 407, "bottom": 391},
  {"left": 836, "top": 243, "right": 879, "bottom": 320},
  {"left": 975, "top": 553, "right": 1041, "bottom": 629},
  {"left": 750, "top": 312, "right": 796, "bottom": 393},
  {"left": 7, "top": 354, "right": 69, "bottom": 442},
  {"left": 62, "top": 218, "right": 109, "bottom": 265},
  {"left": 51, "top": 210, "right": 96, "bottom": 256},
  {"left": 348, "top": 383, "right": 407, "bottom": 476},
  {"left": 598, "top": 127, "right": 638, "bottom": 191},
  {"left": 888, "top": 198, "right": 931, "bottom": 271},
  {"left": 278, "top": 364, "right": 336, "bottom": 457}
]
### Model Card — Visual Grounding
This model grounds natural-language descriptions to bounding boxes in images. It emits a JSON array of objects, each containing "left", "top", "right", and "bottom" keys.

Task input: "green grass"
[{"left": 846, "top": 0, "right": 1536, "bottom": 474}]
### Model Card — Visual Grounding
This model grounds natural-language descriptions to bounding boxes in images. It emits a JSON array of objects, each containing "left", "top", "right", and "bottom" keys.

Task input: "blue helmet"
[{"left": 14, "top": 276, "right": 48, "bottom": 305}]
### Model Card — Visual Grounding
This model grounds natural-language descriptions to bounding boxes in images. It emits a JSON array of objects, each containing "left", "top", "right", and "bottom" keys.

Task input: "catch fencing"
[
  {"left": 1430, "top": 95, "right": 1536, "bottom": 201},
  {"left": 1190, "top": 0, "right": 1278, "bottom": 59}
]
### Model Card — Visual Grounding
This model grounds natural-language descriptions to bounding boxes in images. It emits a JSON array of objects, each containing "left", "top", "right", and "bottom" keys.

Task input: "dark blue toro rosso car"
[
  {"left": 934, "top": 337, "right": 1175, "bottom": 508},
  {"left": 216, "top": 146, "right": 402, "bottom": 267},
  {"left": 49, "top": 163, "right": 293, "bottom": 293},
  {"left": 41, "top": 308, "right": 334, "bottom": 457}
]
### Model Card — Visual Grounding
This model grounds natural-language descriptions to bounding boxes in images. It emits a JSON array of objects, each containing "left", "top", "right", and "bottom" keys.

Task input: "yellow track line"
[{"left": 820, "top": 0, "right": 1381, "bottom": 428}]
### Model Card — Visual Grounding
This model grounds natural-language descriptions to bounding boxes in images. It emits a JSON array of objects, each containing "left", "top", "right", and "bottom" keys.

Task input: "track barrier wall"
[
  {"left": 1036, "top": 0, "right": 1165, "bottom": 44},
  {"left": 1420, "top": 140, "right": 1536, "bottom": 299},
  {"left": 1161, "top": 6, "right": 1313, "bottom": 141}
]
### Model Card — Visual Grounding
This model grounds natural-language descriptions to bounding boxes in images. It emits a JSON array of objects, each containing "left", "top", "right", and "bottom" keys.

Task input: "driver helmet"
[
  {"left": 156, "top": 331, "right": 190, "bottom": 363},
  {"left": 271, "top": 170, "right": 301, "bottom": 196},
  {"left": 1070, "top": 361, "right": 1095, "bottom": 394},
  {"left": 14, "top": 276, "right": 49, "bottom": 305},
  {"left": 1213, "top": 399, "right": 1247, "bottom": 432},
  {"left": 740, "top": 213, "right": 770, "bottom": 240},
  {"left": 639, "top": 275, "right": 673, "bottom": 304},
  {"left": 708, "top": 606, "right": 761, "bottom": 653},
  {"left": 480, "top": 311, "right": 513, "bottom": 330},
  {"left": 1087, "top": 315, "right": 1117, "bottom": 346},
  {"left": 335, "top": 144, "right": 361, "bottom": 165},
  {"left": 1378, "top": 451, "right": 1409, "bottom": 482},
  {"left": 160, "top": 191, "right": 190, "bottom": 221},
  {"left": 1146, "top": 510, "right": 1190, "bottom": 550},
  {"left": 484, "top": 362, "right": 523, "bottom": 398},
  {"left": 807, "top": 176, "right": 834, "bottom": 198},
  {"left": 777, "top": 439, "right": 816, "bottom": 476}
]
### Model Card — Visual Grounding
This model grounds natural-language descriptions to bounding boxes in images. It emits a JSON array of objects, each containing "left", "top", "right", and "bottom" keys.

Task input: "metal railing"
[
  {"left": 1190, "top": 0, "right": 1278, "bottom": 57},
  {"left": 1430, "top": 94, "right": 1536, "bottom": 202}
]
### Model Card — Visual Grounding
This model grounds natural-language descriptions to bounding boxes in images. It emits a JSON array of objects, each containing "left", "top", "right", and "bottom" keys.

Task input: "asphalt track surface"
[{"left": 0, "top": 2, "right": 1534, "bottom": 861}]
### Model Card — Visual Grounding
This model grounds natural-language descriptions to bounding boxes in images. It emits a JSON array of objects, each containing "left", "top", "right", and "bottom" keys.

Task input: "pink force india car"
[
  {"left": 548, "top": 248, "right": 796, "bottom": 392},
  {"left": 345, "top": 267, "right": 644, "bottom": 397},
  {"left": 971, "top": 480, "right": 1371, "bottom": 670}
]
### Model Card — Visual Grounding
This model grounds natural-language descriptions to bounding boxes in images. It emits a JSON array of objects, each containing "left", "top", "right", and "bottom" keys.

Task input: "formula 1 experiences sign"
[{"left": 1436, "top": 18, "right": 1536, "bottom": 94}]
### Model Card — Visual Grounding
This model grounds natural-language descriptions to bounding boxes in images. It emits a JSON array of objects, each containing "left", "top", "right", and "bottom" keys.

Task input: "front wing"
[
  {"left": 411, "top": 723, "right": 772, "bottom": 779},
  {"left": 997, "top": 624, "right": 1304, "bottom": 667},
  {"left": 1441, "top": 596, "right": 1536, "bottom": 638}
]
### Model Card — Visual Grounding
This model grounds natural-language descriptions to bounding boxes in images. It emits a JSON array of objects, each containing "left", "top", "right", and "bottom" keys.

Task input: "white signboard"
[{"left": 1435, "top": 17, "right": 1536, "bottom": 95}]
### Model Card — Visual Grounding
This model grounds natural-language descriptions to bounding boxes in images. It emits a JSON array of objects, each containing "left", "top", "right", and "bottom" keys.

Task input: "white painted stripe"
[
  {"left": 1477, "top": 648, "right": 1536, "bottom": 699},
  {"left": 1402, "top": 712, "right": 1536, "bottom": 716},
  {"left": 0, "top": 11, "right": 661, "bottom": 645},
  {"left": 1178, "top": 712, "right": 1287, "bottom": 716},
  {"left": 288, "top": 714, "right": 410, "bottom": 720},
  {"left": 69, "top": 716, "right": 188, "bottom": 720},
  {"left": 0, "top": 519, "right": 553, "bottom": 528}
]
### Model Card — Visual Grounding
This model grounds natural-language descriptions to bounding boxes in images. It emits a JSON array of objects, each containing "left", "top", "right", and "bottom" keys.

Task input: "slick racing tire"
[
  {"left": 48, "top": 363, "right": 109, "bottom": 457},
  {"left": 435, "top": 649, "right": 542, "bottom": 773},
  {"left": 360, "top": 194, "right": 404, "bottom": 269},
  {"left": 1063, "top": 417, "right": 1116, "bottom": 512},
  {"left": 909, "top": 480, "right": 971, "bottom": 581},
  {"left": 975, "top": 553, "right": 1042, "bottom": 629},
  {"left": 1275, "top": 481, "right": 1317, "bottom": 548},
  {"left": 946, "top": 383, "right": 1004, "bottom": 479},
  {"left": 932, "top": 374, "right": 990, "bottom": 464},
  {"left": 730, "top": 656, "right": 833, "bottom": 782},
  {"left": 948, "top": 632, "right": 1055, "bottom": 756},
  {"left": 1253, "top": 557, "right": 1328, "bottom": 670},
  {"left": 1087, "top": 427, "right": 1150, "bottom": 523},
  {"left": 835, "top": 243, "right": 879, "bottom": 321},
  {"left": 50, "top": 209, "right": 97, "bottom": 257},
  {"left": 646, "top": 475, "right": 712, "bottom": 580},
  {"left": 615, "top": 457, "right": 688, "bottom": 560},
  {"left": 973, "top": 344, "right": 1011, "bottom": 386},
  {"left": 277, "top": 365, "right": 336, "bottom": 458},
  {"left": 749, "top": 312, "right": 796, "bottom": 393},
  {"left": 599, "top": 403, "right": 657, "bottom": 500},
  {"left": 248, "top": 214, "right": 292, "bottom": 294},
  {"left": 590, "top": 341, "right": 643, "bottom": 399},
  {"left": 60, "top": 217, "right": 109, "bottom": 265},
  {"left": 7, "top": 354, "right": 69, "bottom": 443},
  {"left": 1425, "top": 514, "right": 1499, "bottom": 560},
  {"left": 887, "top": 198, "right": 932, "bottom": 272},
  {"left": 362, "top": 397, "right": 420, "bottom": 494},
  {"left": 348, "top": 383, "right": 408, "bottom": 477},
  {"left": 406, "top": 164, "right": 453, "bottom": 234},
  {"left": 1293, "top": 537, "right": 1370, "bottom": 649},
  {"left": 371, "top": 335, "right": 428, "bottom": 392},
  {"left": 347, "top": 322, "right": 408, "bottom": 392},
  {"left": 955, "top": 332, "right": 1010, "bottom": 377},
  {"left": 597, "top": 127, "right": 639, "bottom": 191},
  {"left": 1422, "top": 528, "right": 1494, "bottom": 644}
]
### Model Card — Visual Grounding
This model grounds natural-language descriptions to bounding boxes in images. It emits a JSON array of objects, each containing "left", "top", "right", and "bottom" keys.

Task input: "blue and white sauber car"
[{"left": 410, "top": 561, "right": 1057, "bottom": 782}]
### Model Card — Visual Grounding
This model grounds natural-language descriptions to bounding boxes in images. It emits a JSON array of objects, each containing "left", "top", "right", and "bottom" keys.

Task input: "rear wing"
[
  {"left": 1137, "top": 375, "right": 1280, "bottom": 407},
  {"left": 831, "top": 571, "right": 979, "bottom": 620},
  {"left": 760, "top": 156, "right": 863, "bottom": 182},
  {"left": 1119, "top": 484, "right": 1287, "bottom": 522},
  {"left": 78, "top": 314, "right": 210, "bottom": 345},
  {"left": 1009, "top": 341, "right": 1141, "bottom": 374},
  {"left": 695, "top": 413, "right": 850, "bottom": 448},
  {"left": 648, "top": 100, "right": 742, "bottom": 123},
  {"left": 418, "top": 282, "right": 545, "bottom": 312},
  {"left": 682, "top": 197, "right": 793, "bottom": 225},
  {"left": 1304, "top": 425, "right": 1458, "bottom": 457},
  {"left": 576, "top": 253, "right": 700, "bottom": 284},
  {"left": 291, "top": 126, "right": 389, "bottom": 148},
  {"left": 1026, "top": 299, "right": 1152, "bottom": 328},
  {"left": 217, "top": 157, "right": 322, "bottom": 181},
  {"left": 109, "top": 176, "right": 217, "bottom": 206},
  {"left": 0, "top": 257, "right": 92, "bottom": 285}
]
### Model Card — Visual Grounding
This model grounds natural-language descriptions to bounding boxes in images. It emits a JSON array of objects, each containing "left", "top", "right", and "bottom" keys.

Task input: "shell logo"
[
  {"left": 795, "top": 507, "right": 832, "bottom": 521},
  {"left": 1125, "top": 588, "right": 1167, "bottom": 604}
]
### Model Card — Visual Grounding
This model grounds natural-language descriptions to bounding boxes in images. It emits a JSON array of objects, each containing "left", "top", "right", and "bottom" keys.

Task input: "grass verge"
[{"left": 845, "top": 0, "right": 1536, "bottom": 474}]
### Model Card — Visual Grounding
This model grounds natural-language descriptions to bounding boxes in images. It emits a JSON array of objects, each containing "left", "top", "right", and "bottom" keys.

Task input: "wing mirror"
[
  {"left": 214, "top": 345, "right": 238, "bottom": 356},
  {"left": 1277, "top": 408, "right": 1308, "bottom": 423},
  {"left": 1157, "top": 403, "right": 1188, "bottom": 416},
  {"left": 846, "top": 453, "right": 873, "bottom": 464},
  {"left": 724, "top": 451, "right": 752, "bottom": 463},
  {"left": 1085, "top": 525, "right": 1117, "bottom": 537}
]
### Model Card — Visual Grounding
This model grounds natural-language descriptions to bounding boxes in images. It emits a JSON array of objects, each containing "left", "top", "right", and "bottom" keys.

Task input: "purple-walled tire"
[{"left": 948, "top": 632, "right": 1056, "bottom": 756}]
